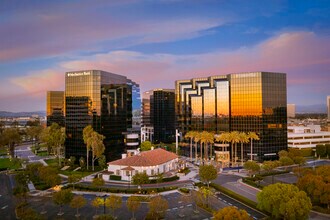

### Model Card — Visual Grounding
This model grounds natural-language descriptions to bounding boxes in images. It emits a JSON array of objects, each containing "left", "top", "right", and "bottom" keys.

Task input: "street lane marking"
[
  {"left": 187, "top": 204, "right": 192, "bottom": 207},
  {"left": 1, "top": 205, "right": 8, "bottom": 209}
]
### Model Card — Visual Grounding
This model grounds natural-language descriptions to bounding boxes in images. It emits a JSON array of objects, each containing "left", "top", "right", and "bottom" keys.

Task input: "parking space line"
[{"left": 1, "top": 205, "right": 8, "bottom": 209}]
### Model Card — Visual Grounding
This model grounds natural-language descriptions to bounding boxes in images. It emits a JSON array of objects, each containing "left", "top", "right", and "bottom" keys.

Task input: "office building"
[
  {"left": 46, "top": 91, "right": 65, "bottom": 127},
  {"left": 141, "top": 89, "right": 175, "bottom": 143},
  {"left": 288, "top": 125, "right": 330, "bottom": 149},
  {"left": 65, "top": 70, "right": 139, "bottom": 161},
  {"left": 176, "top": 72, "right": 287, "bottom": 161},
  {"left": 287, "top": 104, "right": 296, "bottom": 118}
]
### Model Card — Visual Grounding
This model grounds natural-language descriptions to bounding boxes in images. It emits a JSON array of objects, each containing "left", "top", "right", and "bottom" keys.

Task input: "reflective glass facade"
[
  {"left": 175, "top": 72, "right": 287, "bottom": 160},
  {"left": 65, "top": 70, "right": 138, "bottom": 161},
  {"left": 46, "top": 91, "right": 65, "bottom": 127},
  {"left": 141, "top": 89, "right": 175, "bottom": 143}
]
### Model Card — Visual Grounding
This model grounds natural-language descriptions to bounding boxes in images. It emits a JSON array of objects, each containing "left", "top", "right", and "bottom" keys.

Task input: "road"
[
  {"left": 213, "top": 173, "right": 259, "bottom": 203},
  {"left": 0, "top": 174, "right": 17, "bottom": 220}
]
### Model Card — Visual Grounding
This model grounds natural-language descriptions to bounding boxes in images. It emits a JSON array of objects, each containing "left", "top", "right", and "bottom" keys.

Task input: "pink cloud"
[{"left": 1, "top": 31, "right": 329, "bottom": 111}]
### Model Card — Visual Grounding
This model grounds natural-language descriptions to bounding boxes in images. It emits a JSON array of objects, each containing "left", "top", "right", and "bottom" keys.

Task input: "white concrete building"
[
  {"left": 104, "top": 148, "right": 178, "bottom": 181},
  {"left": 288, "top": 125, "right": 330, "bottom": 149},
  {"left": 141, "top": 126, "right": 154, "bottom": 142},
  {"left": 287, "top": 104, "right": 296, "bottom": 118}
]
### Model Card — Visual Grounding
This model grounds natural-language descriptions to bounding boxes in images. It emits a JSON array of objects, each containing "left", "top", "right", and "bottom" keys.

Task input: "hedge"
[
  {"left": 179, "top": 188, "right": 190, "bottom": 194},
  {"left": 109, "top": 175, "right": 121, "bottom": 181},
  {"left": 210, "top": 183, "right": 268, "bottom": 215},
  {"left": 64, "top": 183, "right": 178, "bottom": 194},
  {"left": 149, "top": 175, "right": 179, "bottom": 184}
]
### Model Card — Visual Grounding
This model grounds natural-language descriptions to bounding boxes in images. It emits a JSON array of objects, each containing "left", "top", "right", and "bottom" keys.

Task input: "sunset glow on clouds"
[{"left": 0, "top": 0, "right": 329, "bottom": 111}]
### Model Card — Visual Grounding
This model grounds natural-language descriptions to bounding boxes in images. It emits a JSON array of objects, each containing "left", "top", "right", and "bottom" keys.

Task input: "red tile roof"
[{"left": 108, "top": 148, "right": 178, "bottom": 167}]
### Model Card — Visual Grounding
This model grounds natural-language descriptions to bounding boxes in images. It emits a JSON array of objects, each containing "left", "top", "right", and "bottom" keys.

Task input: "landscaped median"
[
  {"left": 209, "top": 182, "right": 269, "bottom": 216},
  {"left": 62, "top": 183, "right": 178, "bottom": 194}
]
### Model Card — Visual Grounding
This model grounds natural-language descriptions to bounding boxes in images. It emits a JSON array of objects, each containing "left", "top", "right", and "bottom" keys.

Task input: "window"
[{"left": 116, "top": 170, "right": 120, "bottom": 175}]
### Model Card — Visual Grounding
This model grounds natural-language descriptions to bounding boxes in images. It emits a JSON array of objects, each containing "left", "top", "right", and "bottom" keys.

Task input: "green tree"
[
  {"left": 262, "top": 160, "right": 280, "bottom": 184},
  {"left": 105, "top": 195, "right": 122, "bottom": 217},
  {"left": 132, "top": 172, "right": 149, "bottom": 189},
  {"left": 68, "top": 174, "right": 81, "bottom": 189},
  {"left": 69, "top": 156, "right": 76, "bottom": 166},
  {"left": 243, "top": 160, "right": 260, "bottom": 177},
  {"left": 316, "top": 144, "right": 327, "bottom": 158},
  {"left": 79, "top": 156, "right": 86, "bottom": 170},
  {"left": 200, "top": 131, "right": 214, "bottom": 160},
  {"left": 53, "top": 189, "right": 73, "bottom": 215},
  {"left": 279, "top": 156, "right": 294, "bottom": 166},
  {"left": 91, "top": 197, "right": 104, "bottom": 216},
  {"left": 213, "top": 206, "right": 252, "bottom": 220},
  {"left": 127, "top": 196, "right": 141, "bottom": 220},
  {"left": 257, "top": 183, "right": 312, "bottom": 219},
  {"left": 185, "top": 131, "right": 198, "bottom": 162},
  {"left": 92, "top": 177, "right": 105, "bottom": 191},
  {"left": 38, "top": 166, "right": 61, "bottom": 187},
  {"left": 278, "top": 150, "right": 289, "bottom": 158},
  {"left": 70, "top": 195, "right": 87, "bottom": 217},
  {"left": 147, "top": 196, "right": 168, "bottom": 220},
  {"left": 230, "top": 131, "right": 240, "bottom": 165},
  {"left": 43, "top": 123, "right": 66, "bottom": 166},
  {"left": 199, "top": 165, "right": 217, "bottom": 187},
  {"left": 200, "top": 186, "right": 214, "bottom": 208},
  {"left": 297, "top": 174, "right": 324, "bottom": 204},
  {"left": 83, "top": 125, "right": 94, "bottom": 170},
  {"left": 90, "top": 131, "right": 105, "bottom": 171},
  {"left": 26, "top": 125, "right": 43, "bottom": 149},
  {"left": 98, "top": 155, "right": 107, "bottom": 169},
  {"left": 2, "top": 128, "right": 21, "bottom": 158},
  {"left": 215, "top": 132, "right": 231, "bottom": 152},
  {"left": 326, "top": 144, "right": 330, "bottom": 157},
  {"left": 140, "top": 141, "right": 153, "bottom": 151},
  {"left": 193, "top": 132, "right": 201, "bottom": 162},
  {"left": 13, "top": 185, "right": 28, "bottom": 203},
  {"left": 15, "top": 171, "right": 29, "bottom": 187},
  {"left": 238, "top": 132, "right": 249, "bottom": 165},
  {"left": 247, "top": 132, "right": 259, "bottom": 161}
]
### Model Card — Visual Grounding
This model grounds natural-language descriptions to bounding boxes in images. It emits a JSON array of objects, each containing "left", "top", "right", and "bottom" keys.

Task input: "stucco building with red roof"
[{"left": 104, "top": 148, "right": 178, "bottom": 182}]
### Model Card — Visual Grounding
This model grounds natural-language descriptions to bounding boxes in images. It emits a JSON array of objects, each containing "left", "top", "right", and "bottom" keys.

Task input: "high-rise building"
[
  {"left": 287, "top": 104, "right": 296, "bottom": 118},
  {"left": 327, "top": 96, "right": 330, "bottom": 120},
  {"left": 46, "top": 91, "right": 65, "bottom": 127},
  {"left": 64, "top": 70, "right": 139, "bottom": 161},
  {"left": 176, "top": 72, "right": 287, "bottom": 161},
  {"left": 141, "top": 89, "right": 175, "bottom": 143}
]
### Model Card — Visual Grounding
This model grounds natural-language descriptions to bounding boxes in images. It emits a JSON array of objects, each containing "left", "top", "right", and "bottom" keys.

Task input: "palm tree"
[
  {"left": 185, "top": 131, "right": 197, "bottom": 162},
  {"left": 215, "top": 132, "right": 231, "bottom": 152},
  {"left": 193, "top": 132, "right": 201, "bottom": 162},
  {"left": 248, "top": 132, "right": 260, "bottom": 161},
  {"left": 238, "top": 132, "right": 249, "bottom": 166},
  {"left": 205, "top": 132, "right": 215, "bottom": 160},
  {"left": 83, "top": 125, "right": 94, "bottom": 170},
  {"left": 230, "top": 131, "right": 240, "bottom": 166}
]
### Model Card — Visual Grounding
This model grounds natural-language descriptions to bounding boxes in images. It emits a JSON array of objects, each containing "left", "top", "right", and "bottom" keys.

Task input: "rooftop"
[{"left": 108, "top": 148, "right": 178, "bottom": 167}]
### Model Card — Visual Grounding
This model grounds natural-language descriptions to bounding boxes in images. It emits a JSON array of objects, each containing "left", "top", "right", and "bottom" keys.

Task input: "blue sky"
[{"left": 0, "top": 0, "right": 329, "bottom": 112}]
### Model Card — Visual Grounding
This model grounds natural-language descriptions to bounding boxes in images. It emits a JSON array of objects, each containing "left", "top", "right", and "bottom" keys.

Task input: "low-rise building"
[
  {"left": 104, "top": 148, "right": 178, "bottom": 181},
  {"left": 288, "top": 125, "right": 330, "bottom": 149}
]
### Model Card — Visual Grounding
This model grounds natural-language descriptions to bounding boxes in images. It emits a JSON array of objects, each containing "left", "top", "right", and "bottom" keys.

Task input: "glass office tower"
[
  {"left": 141, "top": 89, "right": 175, "bottom": 143},
  {"left": 65, "top": 70, "right": 138, "bottom": 161},
  {"left": 46, "top": 91, "right": 65, "bottom": 127},
  {"left": 175, "top": 72, "right": 287, "bottom": 160}
]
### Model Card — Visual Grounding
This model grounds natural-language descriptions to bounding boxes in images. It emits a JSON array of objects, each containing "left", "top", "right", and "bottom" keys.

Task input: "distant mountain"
[
  {"left": 0, "top": 111, "right": 46, "bottom": 117},
  {"left": 296, "top": 104, "right": 327, "bottom": 114}
]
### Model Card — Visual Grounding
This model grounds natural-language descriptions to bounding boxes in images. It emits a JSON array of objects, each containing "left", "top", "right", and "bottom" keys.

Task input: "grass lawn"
[
  {"left": 44, "top": 158, "right": 103, "bottom": 177},
  {"left": 0, "top": 146, "right": 8, "bottom": 156},
  {"left": 0, "top": 158, "right": 21, "bottom": 170}
]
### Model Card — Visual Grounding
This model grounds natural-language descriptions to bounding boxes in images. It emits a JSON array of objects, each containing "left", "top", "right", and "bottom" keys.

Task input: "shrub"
[
  {"left": 179, "top": 188, "right": 190, "bottom": 194},
  {"left": 109, "top": 175, "right": 121, "bottom": 181}
]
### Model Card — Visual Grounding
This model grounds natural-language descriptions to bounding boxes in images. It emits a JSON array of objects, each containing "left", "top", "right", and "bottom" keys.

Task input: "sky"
[{"left": 0, "top": 0, "right": 330, "bottom": 112}]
